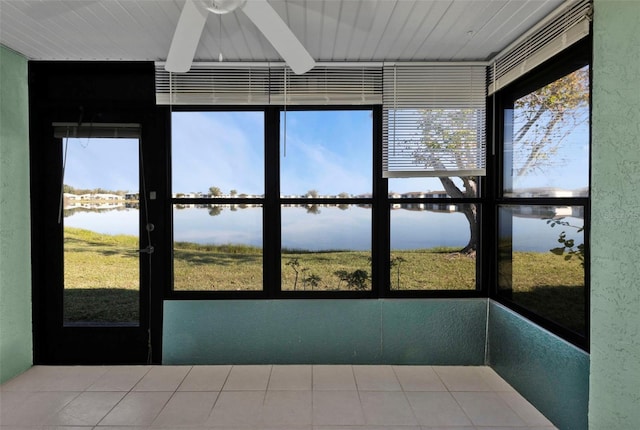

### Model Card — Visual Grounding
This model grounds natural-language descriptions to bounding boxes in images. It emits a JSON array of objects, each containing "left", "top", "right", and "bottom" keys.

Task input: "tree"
[
  {"left": 509, "top": 67, "right": 589, "bottom": 181},
  {"left": 306, "top": 189, "right": 319, "bottom": 198},
  {"left": 208, "top": 205, "right": 223, "bottom": 216},
  {"left": 306, "top": 204, "right": 321, "bottom": 215},
  {"left": 230, "top": 189, "right": 238, "bottom": 197},
  {"left": 209, "top": 186, "right": 222, "bottom": 197},
  {"left": 414, "top": 67, "right": 589, "bottom": 254}
]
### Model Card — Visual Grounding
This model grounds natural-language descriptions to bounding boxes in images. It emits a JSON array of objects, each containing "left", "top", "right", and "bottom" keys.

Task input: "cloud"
[{"left": 172, "top": 112, "right": 265, "bottom": 195}]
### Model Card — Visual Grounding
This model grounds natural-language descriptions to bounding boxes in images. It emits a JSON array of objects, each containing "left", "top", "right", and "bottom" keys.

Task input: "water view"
[{"left": 64, "top": 203, "right": 583, "bottom": 253}]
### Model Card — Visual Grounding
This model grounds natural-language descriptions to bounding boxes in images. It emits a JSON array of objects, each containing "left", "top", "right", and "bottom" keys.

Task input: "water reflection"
[{"left": 63, "top": 202, "right": 584, "bottom": 252}]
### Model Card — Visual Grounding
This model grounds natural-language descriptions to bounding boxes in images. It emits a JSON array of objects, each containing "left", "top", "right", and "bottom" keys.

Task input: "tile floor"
[{"left": 0, "top": 365, "right": 557, "bottom": 430}]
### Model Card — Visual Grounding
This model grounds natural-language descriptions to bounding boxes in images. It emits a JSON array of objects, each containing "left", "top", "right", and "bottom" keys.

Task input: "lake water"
[{"left": 63, "top": 205, "right": 584, "bottom": 252}]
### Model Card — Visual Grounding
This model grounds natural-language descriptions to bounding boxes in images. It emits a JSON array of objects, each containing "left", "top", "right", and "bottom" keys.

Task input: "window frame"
[
  {"left": 166, "top": 104, "right": 487, "bottom": 299},
  {"left": 491, "top": 38, "right": 591, "bottom": 350}
]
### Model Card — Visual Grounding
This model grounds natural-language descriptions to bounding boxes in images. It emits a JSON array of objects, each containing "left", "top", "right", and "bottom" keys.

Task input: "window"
[
  {"left": 495, "top": 57, "right": 590, "bottom": 343},
  {"left": 170, "top": 106, "right": 484, "bottom": 296},
  {"left": 171, "top": 111, "right": 265, "bottom": 291},
  {"left": 280, "top": 110, "right": 373, "bottom": 292},
  {"left": 388, "top": 178, "right": 480, "bottom": 291}
]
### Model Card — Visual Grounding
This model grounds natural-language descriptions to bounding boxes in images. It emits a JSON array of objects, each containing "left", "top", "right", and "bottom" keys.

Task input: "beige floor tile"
[
  {"left": 312, "top": 390, "right": 365, "bottom": 426},
  {"left": 0, "top": 390, "right": 31, "bottom": 416},
  {"left": 262, "top": 390, "right": 312, "bottom": 426},
  {"left": 0, "top": 391, "right": 79, "bottom": 426},
  {"left": 151, "top": 391, "right": 218, "bottom": 427},
  {"left": 452, "top": 391, "right": 526, "bottom": 427},
  {"left": 359, "top": 391, "right": 418, "bottom": 426},
  {"left": 206, "top": 390, "right": 266, "bottom": 427},
  {"left": 433, "top": 366, "right": 494, "bottom": 391},
  {"left": 475, "top": 427, "right": 557, "bottom": 430},
  {"left": 93, "top": 427, "right": 152, "bottom": 430},
  {"left": 268, "top": 365, "right": 312, "bottom": 390},
  {"left": 497, "top": 391, "right": 555, "bottom": 426},
  {"left": 0, "top": 365, "right": 557, "bottom": 430},
  {"left": 405, "top": 391, "right": 473, "bottom": 427},
  {"left": 419, "top": 427, "right": 475, "bottom": 430},
  {"left": 98, "top": 391, "right": 173, "bottom": 426},
  {"left": 47, "top": 391, "right": 126, "bottom": 426},
  {"left": 312, "top": 365, "right": 356, "bottom": 390},
  {"left": 1, "top": 366, "right": 108, "bottom": 392},
  {"left": 392, "top": 365, "right": 447, "bottom": 391},
  {"left": 132, "top": 366, "right": 191, "bottom": 391},
  {"left": 87, "top": 366, "right": 151, "bottom": 391},
  {"left": 478, "top": 367, "right": 516, "bottom": 391},
  {"left": 223, "top": 365, "right": 272, "bottom": 391},
  {"left": 353, "top": 365, "right": 402, "bottom": 391},
  {"left": 312, "top": 427, "right": 421, "bottom": 430},
  {"left": 177, "top": 365, "right": 231, "bottom": 391}
]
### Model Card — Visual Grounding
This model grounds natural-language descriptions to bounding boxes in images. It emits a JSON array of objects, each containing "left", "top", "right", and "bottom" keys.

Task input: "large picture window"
[{"left": 170, "top": 107, "right": 483, "bottom": 296}]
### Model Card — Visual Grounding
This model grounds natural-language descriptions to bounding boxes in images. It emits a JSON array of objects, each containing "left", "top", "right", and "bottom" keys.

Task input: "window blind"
[
  {"left": 155, "top": 65, "right": 271, "bottom": 105},
  {"left": 488, "top": 0, "right": 591, "bottom": 95},
  {"left": 155, "top": 64, "right": 382, "bottom": 105},
  {"left": 53, "top": 123, "right": 141, "bottom": 138},
  {"left": 382, "top": 65, "right": 487, "bottom": 178}
]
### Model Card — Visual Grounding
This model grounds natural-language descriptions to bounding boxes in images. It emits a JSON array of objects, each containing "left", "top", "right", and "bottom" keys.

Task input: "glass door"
[{"left": 34, "top": 122, "right": 154, "bottom": 364}]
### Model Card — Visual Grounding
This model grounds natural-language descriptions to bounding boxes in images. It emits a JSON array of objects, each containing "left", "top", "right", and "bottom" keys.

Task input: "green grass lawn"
[
  {"left": 64, "top": 227, "right": 140, "bottom": 323},
  {"left": 64, "top": 227, "right": 585, "bottom": 331}
]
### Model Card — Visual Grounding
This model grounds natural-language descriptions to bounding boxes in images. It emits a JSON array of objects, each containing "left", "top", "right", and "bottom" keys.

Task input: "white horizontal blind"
[
  {"left": 53, "top": 122, "right": 141, "bottom": 138},
  {"left": 269, "top": 66, "right": 382, "bottom": 105},
  {"left": 155, "top": 64, "right": 382, "bottom": 105},
  {"left": 155, "top": 64, "right": 271, "bottom": 105},
  {"left": 488, "top": 0, "right": 591, "bottom": 95},
  {"left": 382, "top": 65, "right": 487, "bottom": 178}
]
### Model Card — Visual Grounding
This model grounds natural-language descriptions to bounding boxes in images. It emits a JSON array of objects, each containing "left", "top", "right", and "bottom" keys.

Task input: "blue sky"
[
  {"left": 63, "top": 109, "right": 589, "bottom": 196},
  {"left": 64, "top": 138, "right": 138, "bottom": 192}
]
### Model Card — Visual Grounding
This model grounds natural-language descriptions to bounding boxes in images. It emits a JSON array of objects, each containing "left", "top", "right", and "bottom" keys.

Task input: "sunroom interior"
[{"left": 1, "top": 0, "right": 639, "bottom": 429}]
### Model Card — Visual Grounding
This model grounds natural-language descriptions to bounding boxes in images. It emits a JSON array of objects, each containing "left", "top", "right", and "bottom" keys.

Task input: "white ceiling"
[{"left": 0, "top": 0, "right": 564, "bottom": 64}]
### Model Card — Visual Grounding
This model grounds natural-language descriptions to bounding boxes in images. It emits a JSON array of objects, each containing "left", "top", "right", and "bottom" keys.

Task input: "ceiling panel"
[{"left": 0, "top": 0, "right": 567, "bottom": 64}]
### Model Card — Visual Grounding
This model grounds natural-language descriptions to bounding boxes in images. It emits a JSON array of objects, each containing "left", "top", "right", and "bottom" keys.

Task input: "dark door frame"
[{"left": 28, "top": 62, "right": 166, "bottom": 364}]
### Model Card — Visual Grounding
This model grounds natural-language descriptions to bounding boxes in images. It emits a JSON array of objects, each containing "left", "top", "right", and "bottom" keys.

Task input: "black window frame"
[
  {"left": 166, "top": 104, "right": 487, "bottom": 300},
  {"left": 490, "top": 38, "right": 591, "bottom": 351}
]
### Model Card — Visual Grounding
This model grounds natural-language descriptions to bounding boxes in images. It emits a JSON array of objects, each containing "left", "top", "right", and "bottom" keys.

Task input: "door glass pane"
[{"left": 62, "top": 137, "right": 139, "bottom": 325}]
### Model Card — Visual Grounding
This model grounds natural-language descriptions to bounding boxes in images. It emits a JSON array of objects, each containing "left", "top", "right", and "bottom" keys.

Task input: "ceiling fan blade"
[
  {"left": 165, "top": 0, "right": 209, "bottom": 73},
  {"left": 242, "top": 0, "right": 315, "bottom": 75}
]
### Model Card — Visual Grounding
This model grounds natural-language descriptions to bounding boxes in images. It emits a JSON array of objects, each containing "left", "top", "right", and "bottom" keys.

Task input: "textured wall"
[
  {"left": 0, "top": 46, "right": 32, "bottom": 383},
  {"left": 163, "top": 299, "right": 487, "bottom": 365},
  {"left": 590, "top": 1, "right": 640, "bottom": 428},
  {"left": 488, "top": 302, "right": 589, "bottom": 430}
]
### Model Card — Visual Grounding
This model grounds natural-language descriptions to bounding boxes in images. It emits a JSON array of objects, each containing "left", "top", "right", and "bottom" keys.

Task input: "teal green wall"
[
  {"left": 590, "top": 1, "right": 640, "bottom": 428},
  {"left": 488, "top": 301, "right": 589, "bottom": 430},
  {"left": 163, "top": 299, "right": 487, "bottom": 365},
  {"left": 0, "top": 46, "right": 32, "bottom": 383}
]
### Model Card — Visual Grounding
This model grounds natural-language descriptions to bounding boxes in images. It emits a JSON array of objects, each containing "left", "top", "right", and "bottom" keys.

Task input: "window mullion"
[
  {"left": 372, "top": 105, "right": 389, "bottom": 297},
  {"left": 264, "top": 107, "right": 281, "bottom": 297}
]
